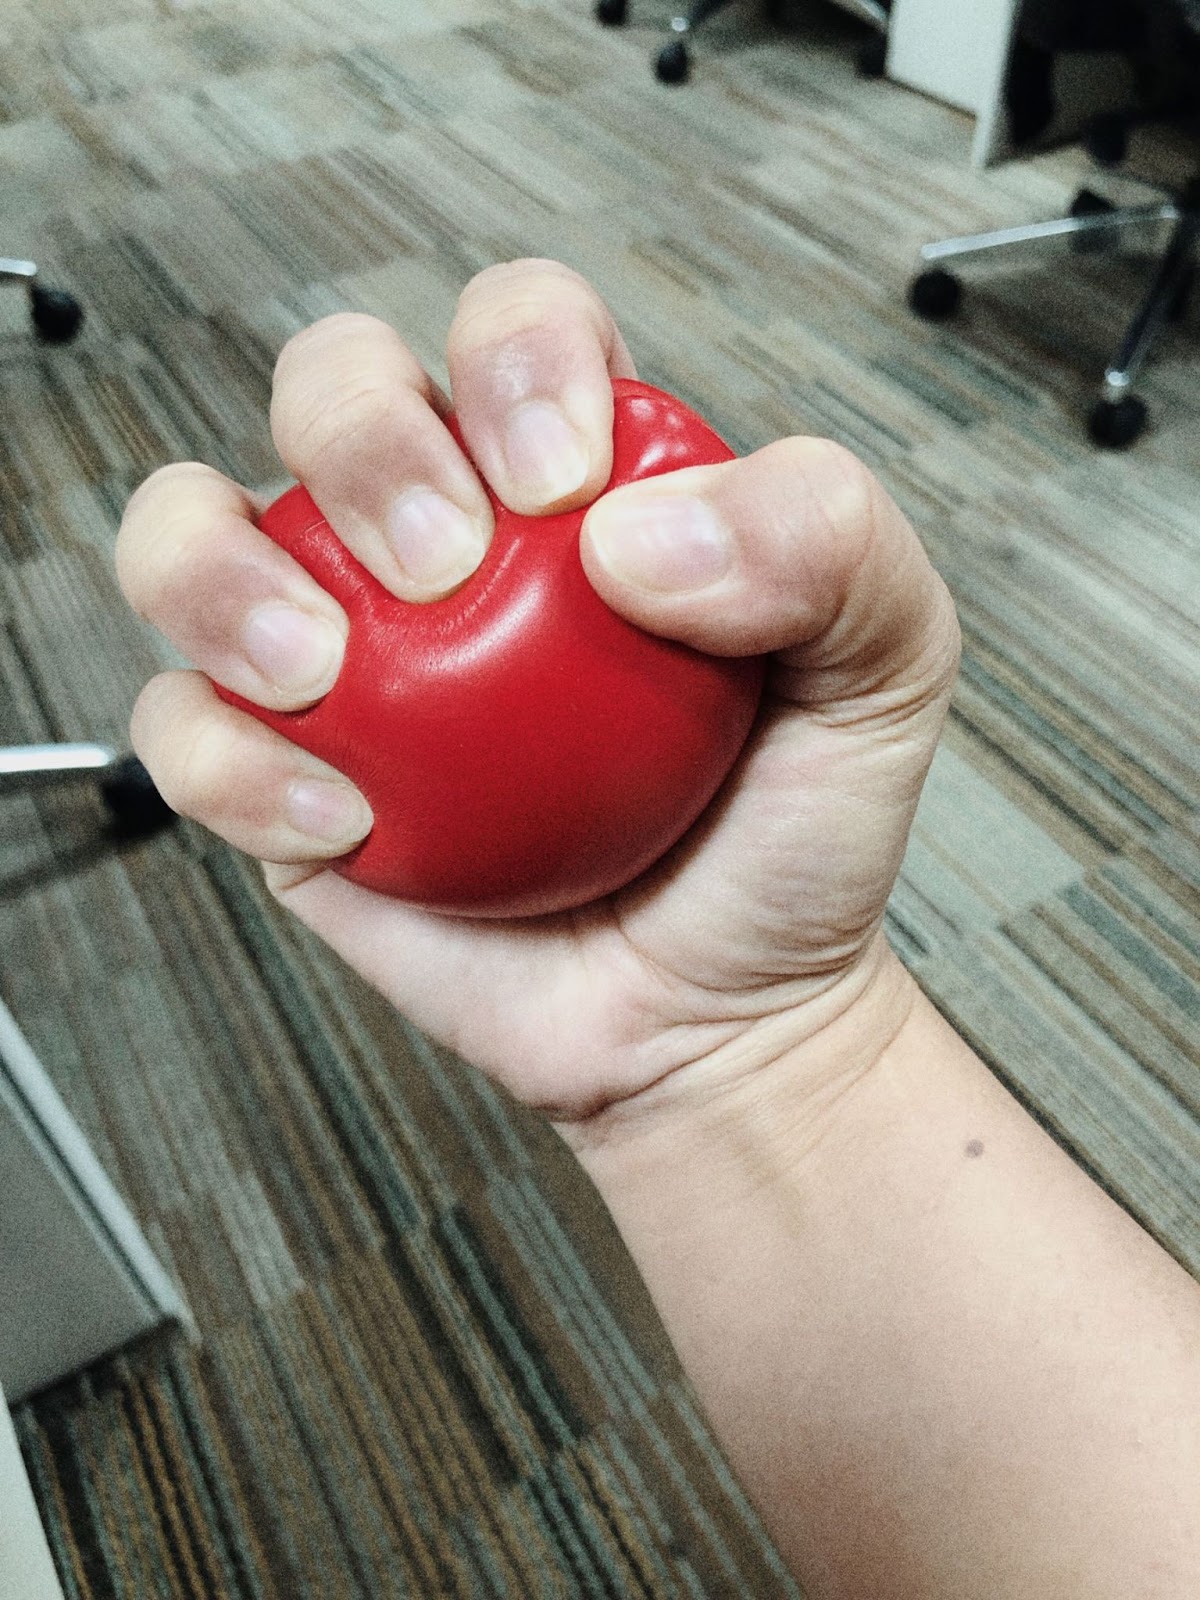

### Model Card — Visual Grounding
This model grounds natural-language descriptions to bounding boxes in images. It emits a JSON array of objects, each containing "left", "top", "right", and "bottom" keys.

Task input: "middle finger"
[{"left": 271, "top": 311, "right": 495, "bottom": 602}]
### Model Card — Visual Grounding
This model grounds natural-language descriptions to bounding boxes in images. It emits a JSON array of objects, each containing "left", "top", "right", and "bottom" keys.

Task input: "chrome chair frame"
[{"left": 910, "top": 182, "right": 1200, "bottom": 446}]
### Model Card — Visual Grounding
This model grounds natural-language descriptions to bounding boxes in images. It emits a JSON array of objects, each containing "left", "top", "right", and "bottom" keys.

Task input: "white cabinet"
[
  {"left": 0, "top": 997, "right": 192, "bottom": 1403},
  {"left": 886, "top": 0, "right": 1018, "bottom": 115},
  {"left": 0, "top": 1387, "right": 63, "bottom": 1600}
]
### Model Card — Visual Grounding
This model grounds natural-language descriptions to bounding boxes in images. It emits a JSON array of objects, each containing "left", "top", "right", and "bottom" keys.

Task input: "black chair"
[
  {"left": 0, "top": 257, "right": 82, "bottom": 344},
  {"left": 908, "top": 0, "right": 1200, "bottom": 447},
  {"left": 0, "top": 269, "right": 170, "bottom": 834},
  {"left": 597, "top": 0, "right": 890, "bottom": 87},
  {"left": 0, "top": 747, "right": 172, "bottom": 839}
]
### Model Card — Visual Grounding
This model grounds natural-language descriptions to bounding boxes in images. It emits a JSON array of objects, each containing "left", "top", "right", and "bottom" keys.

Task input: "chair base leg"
[
  {"left": 918, "top": 201, "right": 1178, "bottom": 268},
  {"left": 910, "top": 189, "right": 1199, "bottom": 446},
  {"left": 653, "top": 0, "right": 887, "bottom": 83},
  {"left": 1100, "top": 211, "right": 1200, "bottom": 403}
]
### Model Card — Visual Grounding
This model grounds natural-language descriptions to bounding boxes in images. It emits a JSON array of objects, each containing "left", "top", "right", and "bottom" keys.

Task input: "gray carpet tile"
[{"left": 1, "top": 0, "right": 1197, "bottom": 1594}]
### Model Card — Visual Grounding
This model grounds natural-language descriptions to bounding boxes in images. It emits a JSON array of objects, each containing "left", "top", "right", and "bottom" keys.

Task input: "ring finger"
[{"left": 117, "top": 462, "right": 350, "bottom": 712}]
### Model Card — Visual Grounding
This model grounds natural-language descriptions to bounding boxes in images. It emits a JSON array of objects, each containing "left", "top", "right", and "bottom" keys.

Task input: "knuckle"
[
  {"left": 125, "top": 459, "right": 222, "bottom": 508},
  {"left": 452, "top": 260, "right": 608, "bottom": 353},
  {"left": 462, "top": 257, "right": 592, "bottom": 303},
  {"left": 274, "top": 313, "right": 400, "bottom": 377},
  {"left": 129, "top": 677, "right": 168, "bottom": 759},
  {"left": 272, "top": 315, "right": 431, "bottom": 465},
  {"left": 808, "top": 435, "right": 870, "bottom": 485},
  {"left": 275, "top": 314, "right": 426, "bottom": 394},
  {"left": 117, "top": 464, "right": 240, "bottom": 613},
  {"left": 119, "top": 463, "right": 208, "bottom": 555},
  {"left": 129, "top": 677, "right": 189, "bottom": 800},
  {"left": 164, "top": 716, "right": 236, "bottom": 818},
  {"left": 117, "top": 504, "right": 217, "bottom": 621},
  {"left": 774, "top": 436, "right": 879, "bottom": 533},
  {"left": 130, "top": 674, "right": 242, "bottom": 824},
  {"left": 273, "top": 376, "right": 410, "bottom": 467},
  {"left": 114, "top": 525, "right": 148, "bottom": 611},
  {"left": 824, "top": 443, "right": 879, "bottom": 535},
  {"left": 794, "top": 435, "right": 874, "bottom": 496},
  {"left": 450, "top": 292, "right": 542, "bottom": 350},
  {"left": 929, "top": 573, "right": 964, "bottom": 681},
  {"left": 122, "top": 462, "right": 187, "bottom": 522}
]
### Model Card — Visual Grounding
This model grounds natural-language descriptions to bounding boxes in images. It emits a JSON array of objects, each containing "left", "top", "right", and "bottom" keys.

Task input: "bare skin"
[{"left": 116, "top": 259, "right": 1200, "bottom": 1599}]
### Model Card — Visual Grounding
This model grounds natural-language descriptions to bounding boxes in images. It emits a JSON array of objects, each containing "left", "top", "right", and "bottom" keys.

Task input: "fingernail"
[
  {"left": 385, "top": 488, "right": 488, "bottom": 594},
  {"left": 285, "top": 779, "right": 373, "bottom": 848},
  {"left": 241, "top": 603, "right": 345, "bottom": 697},
  {"left": 586, "top": 494, "right": 732, "bottom": 593},
  {"left": 503, "top": 401, "right": 590, "bottom": 505}
]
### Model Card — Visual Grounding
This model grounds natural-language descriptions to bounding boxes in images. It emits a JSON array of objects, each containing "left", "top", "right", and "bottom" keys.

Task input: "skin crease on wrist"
[{"left": 552, "top": 926, "right": 916, "bottom": 1160}]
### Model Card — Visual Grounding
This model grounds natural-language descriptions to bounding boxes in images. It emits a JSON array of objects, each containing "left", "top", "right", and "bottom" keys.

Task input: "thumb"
[{"left": 580, "top": 437, "right": 960, "bottom": 711}]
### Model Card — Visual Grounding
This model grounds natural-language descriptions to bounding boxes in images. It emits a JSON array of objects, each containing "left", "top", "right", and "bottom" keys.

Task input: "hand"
[{"left": 116, "top": 259, "right": 960, "bottom": 1125}]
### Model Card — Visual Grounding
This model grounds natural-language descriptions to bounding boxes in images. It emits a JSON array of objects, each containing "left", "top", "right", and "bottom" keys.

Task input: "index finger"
[{"left": 447, "top": 259, "right": 638, "bottom": 516}]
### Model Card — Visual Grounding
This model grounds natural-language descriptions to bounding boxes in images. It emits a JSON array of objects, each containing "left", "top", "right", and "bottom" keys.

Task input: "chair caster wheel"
[
  {"left": 1069, "top": 188, "right": 1114, "bottom": 217},
  {"left": 596, "top": 0, "right": 626, "bottom": 23},
  {"left": 1069, "top": 187, "right": 1115, "bottom": 252},
  {"left": 656, "top": 40, "right": 690, "bottom": 83},
  {"left": 30, "top": 285, "right": 83, "bottom": 344},
  {"left": 856, "top": 35, "right": 887, "bottom": 77},
  {"left": 1088, "top": 395, "right": 1147, "bottom": 449},
  {"left": 908, "top": 268, "right": 962, "bottom": 320},
  {"left": 100, "top": 755, "right": 174, "bottom": 839}
]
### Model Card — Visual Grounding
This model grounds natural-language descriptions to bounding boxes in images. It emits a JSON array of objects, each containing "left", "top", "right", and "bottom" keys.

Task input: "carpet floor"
[{"left": 1, "top": 0, "right": 1197, "bottom": 1595}]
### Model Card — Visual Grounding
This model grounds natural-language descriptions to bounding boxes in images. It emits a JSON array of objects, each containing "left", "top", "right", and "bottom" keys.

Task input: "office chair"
[
  {"left": 0, "top": 747, "right": 171, "bottom": 838},
  {"left": 1, "top": 257, "right": 82, "bottom": 344},
  {"left": 597, "top": 0, "right": 890, "bottom": 87},
  {"left": 1, "top": 264, "right": 171, "bottom": 836},
  {"left": 909, "top": 172, "right": 1198, "bottom": 447},
  {"left": 908, "top": 3, "right": 1200, "bottom": 448}
]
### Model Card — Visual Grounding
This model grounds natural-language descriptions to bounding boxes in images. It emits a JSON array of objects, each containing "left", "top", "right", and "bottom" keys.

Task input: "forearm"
[{"left": 562, "top": 947, "right": 1200, "bottom": 1600}]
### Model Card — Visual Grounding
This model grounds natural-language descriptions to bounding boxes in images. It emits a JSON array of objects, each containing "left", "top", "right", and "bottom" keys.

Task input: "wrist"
[
  {"left": 556, "top": 932, "right": 921, "bottom": 1176},
  {"left": 557, "top": 937, "right": 1200, "bottom": 1600}
]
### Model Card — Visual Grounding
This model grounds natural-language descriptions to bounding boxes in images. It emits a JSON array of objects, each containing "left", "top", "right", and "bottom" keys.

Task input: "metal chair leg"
[
  {"left": 917, "top": 202, "right": 1179, "bottom": 269},
  {"left": 1101, "top": 209, "right": 1200, "bottom": 403},
  {"left": 837, "top": 0, "right": 889, "bottom": 28},
  {"left": 0, "top": 747, "right": 173, "bottom": 836},
  {"left": 910, "top": 187, "right": 1198, "bottom": 446},
  {"left": 651, "top": 0, "right": 890, "bottom": 86},
  {"left": 0, "top": 744, "right": 117, "bottom": 793},
  {"left": 0, "top": 257, "right": 38, "bottom": 286},
  {"left": 1086, "top": 207, "right": 1200, "bottom": 446}
]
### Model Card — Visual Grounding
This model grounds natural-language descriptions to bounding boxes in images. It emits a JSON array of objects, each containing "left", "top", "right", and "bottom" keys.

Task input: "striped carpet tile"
[{"left": 0, "top": 0, "right": 1196, "bottom": 1594}]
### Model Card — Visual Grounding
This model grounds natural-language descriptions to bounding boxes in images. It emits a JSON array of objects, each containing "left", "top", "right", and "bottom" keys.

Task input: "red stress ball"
[{"left": 219, "top": 379, "right": 764, "bottom": 917}]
